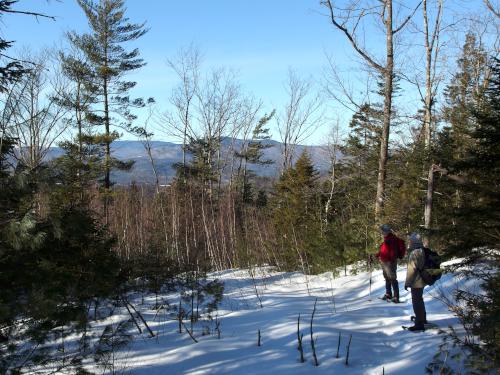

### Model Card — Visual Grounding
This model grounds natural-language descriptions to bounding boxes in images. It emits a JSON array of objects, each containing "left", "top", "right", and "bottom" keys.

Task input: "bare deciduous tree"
[
  {"left": 321, "top": 0, "right": 422, "bottom": 219},
  {"left": 196, "top": 67, "right": 242, "bottom": 194},
  {"left": 6, "top": 51, "right": 68, "bottom": 170},
  {"left": 422, "top": 0, "right": 443, "bottom": 150},
  {"left": 420, "top": 0, "right": 443, "bottom": 242},
  {"left": 277, "top": 69, "right": 323, "bottom": 172},
  {"left": 324, "top": 119, "right": 342, "bottom": 224},
  {"left": 484, "top": 0, "right": 500, "bottom": 18},
  {"left": 165, "top": 45, "right": 202, "bottom": 174}
]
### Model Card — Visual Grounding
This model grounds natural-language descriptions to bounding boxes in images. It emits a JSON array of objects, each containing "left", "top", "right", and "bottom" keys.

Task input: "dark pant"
[
  {"left": 411, "top": 288, "right": 427, "bottom": 326},
  {"left": 382, "top": 261, "right": 399, "bottom": 299}
]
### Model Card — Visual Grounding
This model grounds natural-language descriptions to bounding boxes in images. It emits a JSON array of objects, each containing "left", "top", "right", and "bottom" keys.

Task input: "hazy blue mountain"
[{"left": 46, "top": 139, "right": 337, "bottom": 185}]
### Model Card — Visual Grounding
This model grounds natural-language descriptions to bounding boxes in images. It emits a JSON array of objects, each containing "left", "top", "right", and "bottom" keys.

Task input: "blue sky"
[{"left": 3, "top": 0, "right": 491, "bottom": 144}]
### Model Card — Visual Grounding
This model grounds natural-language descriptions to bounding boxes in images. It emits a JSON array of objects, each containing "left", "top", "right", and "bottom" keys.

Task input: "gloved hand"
[{"left": 404, "top": 286, "right": 409, "bottom": 291}]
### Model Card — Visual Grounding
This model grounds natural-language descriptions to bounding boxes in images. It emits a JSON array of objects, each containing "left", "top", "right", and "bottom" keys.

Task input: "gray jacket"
[{"left": 405, "top": 247, "right": 426, "bottom": 289}]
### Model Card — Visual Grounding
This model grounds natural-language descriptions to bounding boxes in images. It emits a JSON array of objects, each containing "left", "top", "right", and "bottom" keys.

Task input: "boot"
[
  {"left": 391, "top": 297, "right": 400, "bottom": 303},
  {"left": 407, "top": 324, "right": 425, "bottom": 332},
  {"left": 411, "top": 316, "right": 428, "bottom": 324},
  {"left": 381, "top": 293, "right": 392, "bottom": 300}
]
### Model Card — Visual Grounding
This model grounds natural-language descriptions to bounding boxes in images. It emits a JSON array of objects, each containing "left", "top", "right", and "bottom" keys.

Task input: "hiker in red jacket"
[{"left": 375, "top": 224, "right": 405, "bottom": 303}]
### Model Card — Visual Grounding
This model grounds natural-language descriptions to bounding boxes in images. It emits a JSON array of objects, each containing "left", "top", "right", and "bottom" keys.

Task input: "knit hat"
[
  {"left": 380, "top": 224, "right": 392, "bottom": 234},
  {"left": 408, "top": 232, "right": 423, "bottom": 249}
]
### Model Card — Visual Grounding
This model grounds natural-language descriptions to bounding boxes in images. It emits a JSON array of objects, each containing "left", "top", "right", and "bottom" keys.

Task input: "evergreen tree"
[
  {"left": 57, "top": 44, "right": 100, "bottom": 185},
  {"left": 430, "top": 58, "right": 500, "bottom": 373},
  {"left": 181, "top": 136, "right": 218, "bottom": 189},
  {"left": 235, "top": 111, "right": 275, "bottom": 205},
  {"left": 272, "top": 151, "right": 331, "bottom": 271},
  {"left": 334, "top": 104, "right": 382, "bottom": 259},
  {"left": 71, "top": 0, "right": 148, "bottom": 220},
  {"left": 0, "top": 140, "right": 122, "bottom": 372},
  {"left": 0, "top": 1, "right": 31, "bottom": 92},
  {"left": 0, "top": 6, "right": 123, "bottom": 367},
  {"left": 341, "top": 103, "right": 381, "bottom": 197},
  {"left": 442, "top": 33, "right": 488, "bottom": 163},
  {"left": 438, "top": 57, "right": 500, "bottom": 255},
  {"left": 431, "top": 32, "right": 491, "bottom": 248}
]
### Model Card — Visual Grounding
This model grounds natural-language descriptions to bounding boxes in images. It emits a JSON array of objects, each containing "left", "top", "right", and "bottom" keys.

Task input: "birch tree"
[
  {"left": 7, "top": 51, "right": 68, "bottom": 170},
  {"left": 165, "top": 45, "right": 202, "bottom": 177},
  {"left": 420, "top": 0, "right": 443, "bottom": 240},
  {"left": 277, "top": 69, "right": 323, "bottom": 173},
  {"left": 321, "top": 0, "right": 422, "bottom": 219}
]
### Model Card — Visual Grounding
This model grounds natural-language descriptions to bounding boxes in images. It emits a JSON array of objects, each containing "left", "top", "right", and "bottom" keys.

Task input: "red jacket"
[{"left": 376, "top": 233, "right": 402, "bottom": 263}]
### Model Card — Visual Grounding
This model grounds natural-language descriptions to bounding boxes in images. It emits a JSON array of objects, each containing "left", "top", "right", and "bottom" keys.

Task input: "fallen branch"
[
  {"left": 123, "top": 302, "right": 142, "bottom": 334},
  {"left": 122, "top": 298, "right": 155, "bottom": 338},
  {"left": 181, "top": 321, "right": 198, "bottom": 343}
]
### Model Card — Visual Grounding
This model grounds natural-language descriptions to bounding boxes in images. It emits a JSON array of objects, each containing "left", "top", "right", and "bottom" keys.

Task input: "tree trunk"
[
  {"left": 375, "top": 0, "right": 394, "bottom": 219},
  {"left": 103, "top": 74, "right": 111, "bottom": 223},
  {"left": 422, "top": 0, "right": 442, "bottom": 245},
  {"left": 423, "top": 164, "right": 435, "bottom": 247},
  {"left": 423, "top": 0, "right": 432, "bottom": 148}
]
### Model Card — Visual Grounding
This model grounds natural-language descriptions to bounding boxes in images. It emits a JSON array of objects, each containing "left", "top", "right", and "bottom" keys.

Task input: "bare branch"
[
  {"left": 321, "top": 0, "right": 384, "bottom": 72},
  {"left": 3, "top": 8, "right": 56, "bottom": 21},
  {"left": 5, "top": 50, "right": 69, "bottom": 169},
  {"left": 277, "top": 69, "right": 324, "bottom": 171},
  {"left": 393, "top": 1, "right": 422, "bottom": 34},
  {"left": 484, "top": 0, "right": 500, "bottom": 18}
]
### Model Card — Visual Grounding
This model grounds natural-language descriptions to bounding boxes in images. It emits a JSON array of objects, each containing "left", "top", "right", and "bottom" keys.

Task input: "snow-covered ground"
[{"left": 85, "top": 262, "right": 471, "bottom": 375}]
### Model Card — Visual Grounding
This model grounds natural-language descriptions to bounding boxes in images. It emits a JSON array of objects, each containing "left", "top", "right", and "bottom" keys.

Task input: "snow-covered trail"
[{"left": 96, "top": 264, "right": 466, "bottom": 375}]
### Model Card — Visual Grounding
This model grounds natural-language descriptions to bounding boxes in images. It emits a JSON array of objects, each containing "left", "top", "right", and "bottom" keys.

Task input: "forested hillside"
[{"left": 0, "top": 1, "right": 498, "bottom": 373}]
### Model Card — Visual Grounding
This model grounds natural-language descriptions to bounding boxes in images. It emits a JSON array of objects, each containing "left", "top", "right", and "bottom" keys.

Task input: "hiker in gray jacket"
[{"left": 404, "top": 232, "right": 427, "bottom": 331}]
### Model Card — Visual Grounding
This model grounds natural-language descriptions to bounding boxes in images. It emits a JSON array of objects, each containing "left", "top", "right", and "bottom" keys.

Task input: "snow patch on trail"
[{"left": 86, "top": 263, "right": 467, "bottom": 374}]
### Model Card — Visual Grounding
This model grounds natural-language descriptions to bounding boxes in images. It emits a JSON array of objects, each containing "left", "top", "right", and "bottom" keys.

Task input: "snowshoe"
[
  {"left": 410, "top": 316, "right": 428, "bottom": 324},
  {"left": 379, "top": 294, "right": 392, "bottom": 301},
  {"left": 403, "top": 322, "right": 439, "bottom": 331},
  {"left": 402, "top": 325, "right": 425, "bottom": 332}
]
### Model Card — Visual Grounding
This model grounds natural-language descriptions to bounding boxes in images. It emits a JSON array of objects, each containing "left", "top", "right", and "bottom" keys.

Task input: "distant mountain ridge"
[{"left": 47, "top": 139, "right": 335, "bottom": 185}]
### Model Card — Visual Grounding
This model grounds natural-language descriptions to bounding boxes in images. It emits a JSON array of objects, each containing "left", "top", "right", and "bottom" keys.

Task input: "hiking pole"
[
  {"left": 368, "top": 254, "right": 372, "bottom": 300},
  {"left": 366, "top": 225, "right": 372, "bottom": 301}
]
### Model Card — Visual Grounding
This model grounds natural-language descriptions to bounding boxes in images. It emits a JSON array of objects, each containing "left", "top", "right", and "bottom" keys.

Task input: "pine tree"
[
  {"left": 181, "top": 136, "right": 218, "bottom": 189},
  {"left": 333, "top": 104, "right": 381, "bottom": 260},
  {"left": 272, "top": 151, "right": 331, "bottom": 271},
  {"left": 432, "top": 58, "right": 500, "bottom": 372},
  {"left": 341, "top": 103, "right": 381, "bottom": 193},
  {"left": 0, "top": 1, "right": 30, "bottom": 92},
  {"left": 0, "top": 4, "right": 123, "bottom": 371},
  {"left": 432, "top": 33, "right": 491, "bottom": 248},
  {"left": 0, "top": 141, "right": 122, "bottom": 372},
  {"left": 442, "top": 33, "right": 488, "bottom": 163},
  {"left": 0, "top": 131, "right": 123, "bottom": 371},
  {"left": 235, "top": 111, "right": 275, "bottom": 205},
  {"left": 57, "top": 44, "right": 99, "bottom": 183},
  {"left": 71, "top": 0, "right": 148, "bottom": 221},
  {"left": 438, "top": 57, "right": 500, "bottom": 254}
]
